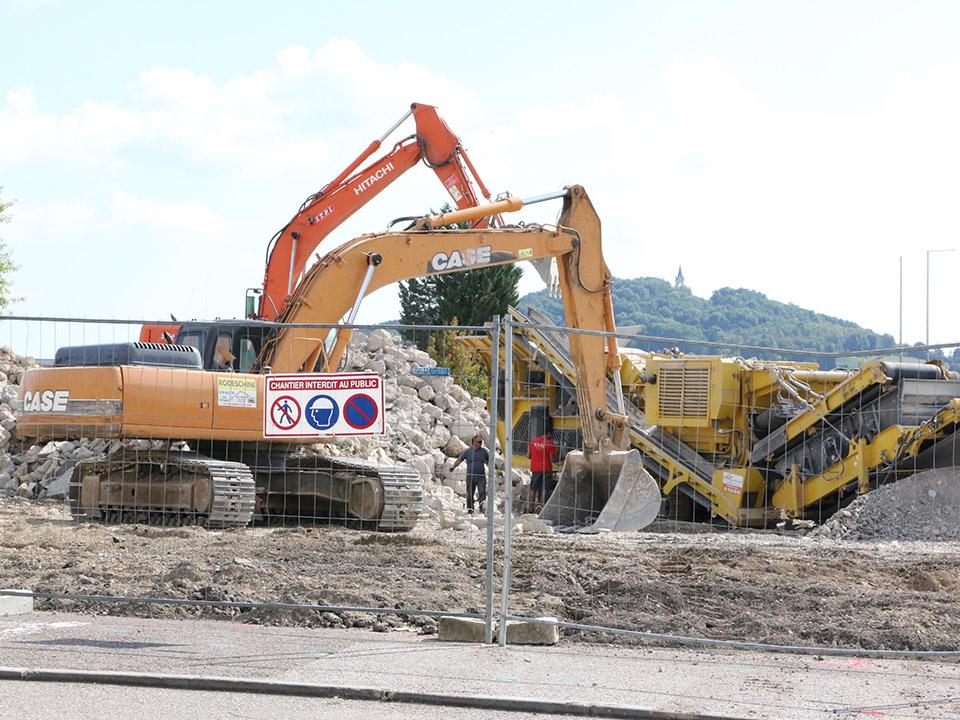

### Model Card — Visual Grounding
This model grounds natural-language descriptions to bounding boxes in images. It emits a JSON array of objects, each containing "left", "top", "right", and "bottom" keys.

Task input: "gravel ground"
[
  {"left": 812, "top": 468, "right": 960, "bottom": 541},
  {"left": 4, "top": 497, "right": 960, "bottom": 652}
]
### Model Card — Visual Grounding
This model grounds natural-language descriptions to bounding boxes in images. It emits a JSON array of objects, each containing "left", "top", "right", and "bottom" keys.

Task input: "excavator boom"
[
  {"left": 139, "top": 102, "right": 499, "bottom": 343},
  {"left": 260, "top": 186, "right": 619, "bottom": 449},
  {"left": 258, "top": 102, "right": 498, "bottom": 320}
]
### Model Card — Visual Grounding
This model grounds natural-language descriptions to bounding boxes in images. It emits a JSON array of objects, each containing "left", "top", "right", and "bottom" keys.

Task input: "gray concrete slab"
[
  {"left": 0, "top": 589, "right": 32, "bottom": 616},
  {"left": 503, "top": 616, "right": 561, "bottom": 645},
  {"left": 438, "top": 616, "right": 487, "bottom": 643},
  {"left": 2, "top": 612, "right": 960, "bottom": 719}
]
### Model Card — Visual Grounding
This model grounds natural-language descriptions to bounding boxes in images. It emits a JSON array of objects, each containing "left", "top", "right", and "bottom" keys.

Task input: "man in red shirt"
[{"left": 527, "top": 431, "right": 558, "bottom": 512}]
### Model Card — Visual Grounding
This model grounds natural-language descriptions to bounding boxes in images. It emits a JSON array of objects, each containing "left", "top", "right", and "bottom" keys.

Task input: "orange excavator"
[
  {"left": 17, "top": 187, "right": 662, "bottom": 532},
  {"left": 142, "top": 102, "right": 499, "bottom": 343}
]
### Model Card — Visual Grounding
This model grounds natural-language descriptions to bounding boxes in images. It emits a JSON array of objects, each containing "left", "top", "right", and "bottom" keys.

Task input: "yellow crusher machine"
[
  {"left": 15, "top": 187, "right": 664, "bottom": 531},
  {"left": 461, "top": 307, "right": 960, "bottom": 527}
]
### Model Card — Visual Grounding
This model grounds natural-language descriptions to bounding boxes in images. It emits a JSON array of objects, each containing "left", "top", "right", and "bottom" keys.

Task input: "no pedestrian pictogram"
[
  {"left": 270, "top": 395, "right": 301, "bottom": 429},
  {"left": 343, "top": 393, "right": 379, "bottom": 430}
]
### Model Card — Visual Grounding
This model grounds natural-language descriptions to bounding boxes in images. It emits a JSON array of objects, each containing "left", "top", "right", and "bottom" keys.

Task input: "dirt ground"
[{"left": 3, "top": 497, "right": 960, "bottom": 652}]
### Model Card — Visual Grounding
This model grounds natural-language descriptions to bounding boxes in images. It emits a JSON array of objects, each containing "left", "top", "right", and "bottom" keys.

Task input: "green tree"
[
  {"left": 426, "top": 322, "right": 489, "bottom": 397},
  {"left": 518, "top": 275, "right": 905, "bottom": 364},
  {"left": 0, "top": 189, "right": 16, "bottom": 311},
  {"left": 398, "top": 203, "right": 522, "bottom": 346}
]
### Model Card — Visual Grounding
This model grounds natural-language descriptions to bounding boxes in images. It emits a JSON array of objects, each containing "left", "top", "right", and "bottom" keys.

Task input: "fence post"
[
  {"left": 484, "top": 316, "right": 500, "bottom": 644},
  {"left": 498, "top": 316, "right": 515, "bottom": 646}
]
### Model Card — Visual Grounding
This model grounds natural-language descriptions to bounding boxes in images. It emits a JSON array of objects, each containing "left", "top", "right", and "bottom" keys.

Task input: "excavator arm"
[
  {"left": 259, "top": 185, "right": 624, "bottom": 452},
  {"left": 257, "top": 102, "right": 499, "bottom": 321},
  {"left": 258, "top": 184, "right": 662, "bottom": 531}
]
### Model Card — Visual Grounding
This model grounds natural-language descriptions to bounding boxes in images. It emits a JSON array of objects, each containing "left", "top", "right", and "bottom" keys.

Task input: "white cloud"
[
  {"left": 0, "top": 38, "right": 474, "bottom": 180},
  {"left": 0, "top": 88, "right": 142, "bottom": 166},
  {"left": 476, "top": 56, "right": 960, "bottom": 342},
  {"left": 111, "top": 191, "right": 228, "bottom": 237},
  {"left": 4, "top": 44, "right": 960, "bottom": 346}
]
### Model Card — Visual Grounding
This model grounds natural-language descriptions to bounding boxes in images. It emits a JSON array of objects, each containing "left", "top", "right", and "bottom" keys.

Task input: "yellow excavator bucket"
[{"left": 539, "top": 449, "right": 662, "bottom": 532}]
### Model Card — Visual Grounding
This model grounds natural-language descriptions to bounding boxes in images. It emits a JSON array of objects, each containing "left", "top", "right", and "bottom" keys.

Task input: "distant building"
[{"left": 675, "top": 266, "right": 686, "bottom": 288}]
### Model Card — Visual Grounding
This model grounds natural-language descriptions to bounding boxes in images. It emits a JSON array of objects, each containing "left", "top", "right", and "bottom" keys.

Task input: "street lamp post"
[{"left": 926, "top": 248, "right": 955, "bottom": 359}]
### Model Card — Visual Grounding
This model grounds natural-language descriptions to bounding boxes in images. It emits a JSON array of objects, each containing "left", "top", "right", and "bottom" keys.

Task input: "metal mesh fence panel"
[
  {"left": 0, "top": 315, "right": 500, "bottom": 634},
  {"left": 7, "top": 311, "right": 960, "bottom": 653},
  {"left": 497, "top": 314, "right": 960, "bottom": 652}
]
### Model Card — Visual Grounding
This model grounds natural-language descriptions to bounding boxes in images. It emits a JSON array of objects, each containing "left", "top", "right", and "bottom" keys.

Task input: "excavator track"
[
  {"left": 68, "top": 451, "right": 256, "bottom": 528},
  {"left": 270, "top": 456, "right": 423, "bottom": 531},
  {"left": 339, "top": 458, "right": 423, "bottom": 532}
]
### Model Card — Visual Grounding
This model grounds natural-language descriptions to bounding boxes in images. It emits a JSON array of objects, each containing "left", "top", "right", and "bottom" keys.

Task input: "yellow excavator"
[{"left": 16, "top": 186, "right": 663, "bottom": 531}]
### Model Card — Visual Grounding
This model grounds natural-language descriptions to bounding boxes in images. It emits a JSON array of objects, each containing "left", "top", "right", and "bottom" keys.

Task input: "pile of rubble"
[
  {"left": 0, "top": 330, "right": 539, "bottom": 532},
  {"left": 0, "top": 346, "right": 43, "bottom": 496},
  {"left": 323, "top": 328, "right": 523, "bottom": 530},
  {"left": 810, "top": 468, "right": 960, "bottom": 542}
]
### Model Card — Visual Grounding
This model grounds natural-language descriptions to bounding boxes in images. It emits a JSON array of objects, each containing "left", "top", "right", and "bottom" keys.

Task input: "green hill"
[{"left": 518, "top": 277, "right": 901, "bottom": 359}]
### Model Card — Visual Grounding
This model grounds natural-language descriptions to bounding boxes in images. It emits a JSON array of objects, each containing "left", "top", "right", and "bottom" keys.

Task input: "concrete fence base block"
[
  {"left": 437, "top": 617, "right": 487, "bottom": 643},
  {"left": 0, "top": 591, "right": 33, "bottom": 616},
  {"left": 503, "top": 617, "right": 560, "bottom": 645}
]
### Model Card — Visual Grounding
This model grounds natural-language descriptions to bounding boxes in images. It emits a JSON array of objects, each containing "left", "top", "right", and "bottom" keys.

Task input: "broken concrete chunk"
[
  {"left": 438, "top": 616, "right": 486, "bottom": 643},
  {"left": 503, "top": 617, "right": 560, "bottom": 645}
]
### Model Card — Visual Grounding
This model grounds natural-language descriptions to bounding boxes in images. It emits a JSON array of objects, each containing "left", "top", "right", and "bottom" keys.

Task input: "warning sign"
[
  {"left": 263, "top": 373, "right": 385, "bottom": 438},
  {"left": 217, "top": 376, "right": 257, "bottom": 408},
  {"left": 305, "top": 394, "right": 339, "bottom": 431},
  {"left": 444, "top": 174, "right": 463, "bottom": 202}
]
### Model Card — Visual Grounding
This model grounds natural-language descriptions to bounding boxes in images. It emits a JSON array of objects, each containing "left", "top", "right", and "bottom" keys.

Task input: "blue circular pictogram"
[
  {"left": 305, "top": 394, "right": 339, "bottom": 431},
  {"left": 343, "top": 393, "right": 378, "bottom": 430}
]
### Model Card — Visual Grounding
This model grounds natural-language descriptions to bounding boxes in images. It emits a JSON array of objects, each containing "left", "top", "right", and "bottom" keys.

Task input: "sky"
[{"left": 2, "top": 0, "right": 959, "bottom": 357}]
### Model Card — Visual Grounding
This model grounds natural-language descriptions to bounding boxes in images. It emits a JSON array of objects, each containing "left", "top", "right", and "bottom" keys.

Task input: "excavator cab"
[{"left": 173, "top": 321, "right": 273, "bottom": 374}]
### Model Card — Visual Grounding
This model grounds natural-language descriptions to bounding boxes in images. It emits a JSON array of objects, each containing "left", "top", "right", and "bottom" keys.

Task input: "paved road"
[{"left": 2, "top": 612, "right": 960, "bottom": 719}]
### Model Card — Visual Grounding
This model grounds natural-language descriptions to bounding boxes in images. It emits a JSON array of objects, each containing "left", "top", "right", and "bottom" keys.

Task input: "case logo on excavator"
[
  {"left": 428, "top": 245, "right": 492, "bottom": 273},
  {"left": 22, "top": 390, "right": 70, "bottom": 412}
]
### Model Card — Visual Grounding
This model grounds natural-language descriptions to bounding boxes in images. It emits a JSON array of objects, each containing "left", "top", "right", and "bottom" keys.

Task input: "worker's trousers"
[{"left": 466, "top": 474, "right": 486, "bottom": 511}]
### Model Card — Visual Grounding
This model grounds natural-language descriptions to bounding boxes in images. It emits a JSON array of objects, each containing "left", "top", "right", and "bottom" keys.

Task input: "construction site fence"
[
  {"left": 495, "top": 314, "right": 960, "bottom": 649},
  {"left": 1, "top": 315, "right": 505, "bottom": 642},
  {"left": 3, "top": 313, "right": 960, "bottom": 650}
]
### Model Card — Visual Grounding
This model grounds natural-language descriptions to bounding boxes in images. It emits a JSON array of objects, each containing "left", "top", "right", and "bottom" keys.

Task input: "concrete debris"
[
  {"left": 437, "top": 616, "right": 486, "bottom": 643},
  {"left": 502, "top": 617, "right": 561, "bottom": 645},
  {"left": 810, "top": 468, "right": 960, "bottom": 542},
  {"left": 313, "top": 330, "right": 500, "bottom": 527}
]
